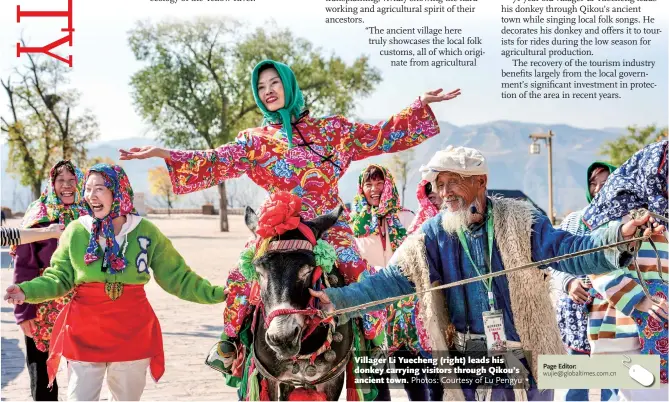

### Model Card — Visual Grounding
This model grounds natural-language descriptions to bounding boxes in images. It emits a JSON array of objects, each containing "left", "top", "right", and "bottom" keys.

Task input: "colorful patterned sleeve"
[
  {"left": 336, "top": 98, "right": 440, "bottom": 161},
  {"left": 589, "top": 237, "right": 667, "bottom": 316},
  {"left": 589, "top": 271, "right": 645, "bottom": 317},
  {"left": 165, "top": 131, "right": 253, "bottom": 195}
]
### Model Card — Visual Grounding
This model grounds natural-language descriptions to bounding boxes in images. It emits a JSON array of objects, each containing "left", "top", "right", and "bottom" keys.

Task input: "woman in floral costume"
[
  {"left": 581, "top": 141, "right": 668, "bottom": 401},
  {"left": 120, "top": 59, "right": 459, "bottom": 332},
  {"left": 120, "top": 59, "right": 459, "bottom": 398},
  {"left": 407, "top": 179, "right": 442, "bottom": 234},
  {"left": 349, "top": 167, "right": 416, "bottom": 334},
  {"left": 350, "top": 165, "right": 415, "bottom": 267},
  {"left": 11, "top": 160, "right": 88, "bottom": 400},
  {"left": 350, "top": 165, "right": 441, "bottom": 401},
  {"left": 5, "top": 164, "right": 226, "bottom": 401}
]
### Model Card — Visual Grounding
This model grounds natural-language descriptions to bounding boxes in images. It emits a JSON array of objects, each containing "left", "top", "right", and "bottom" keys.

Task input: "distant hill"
[
  {"left": 341, "top": 119, "right": 623, "bottom": 217},
  {"left": 1, "top": 120, "right": 625, "bottom": 216}
]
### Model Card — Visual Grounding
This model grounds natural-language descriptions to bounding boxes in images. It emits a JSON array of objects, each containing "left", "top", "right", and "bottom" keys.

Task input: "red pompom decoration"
[
  {"left": 287, "top": 387, "right": 328, "bottom": 401},
  {"left": 256, "top": 192, "right": 302, "bottom": 238},
  {"left": 249, "top": 281, "right": 261, "bottom": 306}
]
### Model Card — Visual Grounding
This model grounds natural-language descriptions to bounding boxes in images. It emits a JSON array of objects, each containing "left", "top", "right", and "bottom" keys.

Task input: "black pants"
[
  {"left": 374, "top": 373, "right": 391, "bottom": 401},
  {"left": 394, "top": 348, "right": 444, "bottom": 401},
  {"left": 25, "top": 336, "right": 58, "bottom": 401}
]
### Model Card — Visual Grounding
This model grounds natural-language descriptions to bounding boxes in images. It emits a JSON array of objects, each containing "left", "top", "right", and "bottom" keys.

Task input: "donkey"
[{"left": 245, "top": 206, "right": 354, "bottom": 400}]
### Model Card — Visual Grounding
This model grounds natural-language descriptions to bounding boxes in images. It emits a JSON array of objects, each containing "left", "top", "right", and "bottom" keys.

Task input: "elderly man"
[{"left": 311, "top": 146, "right": 665, "bottom": 401}]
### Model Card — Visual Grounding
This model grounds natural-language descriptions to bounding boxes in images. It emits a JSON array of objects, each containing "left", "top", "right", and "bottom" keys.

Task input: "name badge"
[{"left": 482, "top": 309, "right": 507, "bottom": 355}]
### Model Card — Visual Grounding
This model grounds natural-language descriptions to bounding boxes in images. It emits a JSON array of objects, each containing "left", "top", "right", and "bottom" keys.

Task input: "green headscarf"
[
  {"left": 251, "top": 60, "right": 305, "bottom": 148},
  {"left": 585, "top": 161, "right": 617, "bottom": 203}
]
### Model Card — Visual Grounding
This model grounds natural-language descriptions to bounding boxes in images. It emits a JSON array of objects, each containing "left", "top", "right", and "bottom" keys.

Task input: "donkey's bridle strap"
[
  {"left": 268, "top": 239, "right": 314, "bottom": 252},
  {"left": 264, "top": 307, "right": 326, "bottom": 329},
  {"left": 266, "top": 222, "right": 317, "bottom": 252}
]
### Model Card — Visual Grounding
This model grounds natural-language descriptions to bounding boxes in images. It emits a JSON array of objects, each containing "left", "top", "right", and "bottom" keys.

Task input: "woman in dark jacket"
[{"left": 11, "top": 160, "right": 88, "bottom": 400}]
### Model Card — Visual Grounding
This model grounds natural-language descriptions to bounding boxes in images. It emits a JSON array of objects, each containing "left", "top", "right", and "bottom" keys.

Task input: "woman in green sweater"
[{"left": 4, "top": 163, "right": 226, "bottom": 401}]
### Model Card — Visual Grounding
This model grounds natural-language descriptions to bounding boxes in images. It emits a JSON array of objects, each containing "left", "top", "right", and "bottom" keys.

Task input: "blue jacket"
[{"left": 326, "top": 211, "right": 633, "bottom": 328}]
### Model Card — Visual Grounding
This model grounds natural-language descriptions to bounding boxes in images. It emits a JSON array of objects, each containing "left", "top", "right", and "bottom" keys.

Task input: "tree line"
[{"left": 2, "top": 18, "right": 666, "bottom": 230}]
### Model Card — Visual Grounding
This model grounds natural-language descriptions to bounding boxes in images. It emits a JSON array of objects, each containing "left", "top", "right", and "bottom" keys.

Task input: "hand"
[
  {"left": 420, "top": 88, "right": 461, "bottom": 105},
  {"left": 635, "top": 297, "right": 668, "bottom": 321},
  {"left": 567, "top": 279, "right": 590, "bottom": 304},
  {"left": 621, "top": 214, "right": 665, "bottom": 239},
  {"left": 4, "top": 285, "right": 26, "bottom": 305},
  {"left": 118, "top": 146, "right": 170, "bottom": 161},
  {"left": 19, "top": 319, "right": 36, "bottom": 338},
  {"left": 45, "top": 223, "right": 64, "bottom": 239},
  {"left": 308, "top": 289, "right": 334, "bottom": 314}
]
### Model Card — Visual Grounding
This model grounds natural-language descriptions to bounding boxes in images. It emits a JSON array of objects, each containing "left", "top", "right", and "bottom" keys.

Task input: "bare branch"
[
  {"left": 1, "top": 78, "right": 20, "bottom": 124},
  {"left": 185, "top": 39, "right": 229, "bottom": 138},
  {"left": 25, "top": 48, "right": 71, "bottom": 148},
  {"left": 165, "top": 99, "right": 214, "bottom": 148}
]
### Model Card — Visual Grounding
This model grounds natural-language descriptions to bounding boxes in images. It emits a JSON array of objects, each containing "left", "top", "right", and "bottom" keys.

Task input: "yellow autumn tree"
[{"left": 148, "top": 166, "right": 176, "bottom": 216}]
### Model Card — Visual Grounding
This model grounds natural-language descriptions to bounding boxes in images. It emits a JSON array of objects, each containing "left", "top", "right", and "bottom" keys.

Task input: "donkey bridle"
[
  {"left": 252, "top": 222, "right": 350, "bottom": 389},
  {"left": 252, "top": 342, "right": 353, "bottom": 389}
]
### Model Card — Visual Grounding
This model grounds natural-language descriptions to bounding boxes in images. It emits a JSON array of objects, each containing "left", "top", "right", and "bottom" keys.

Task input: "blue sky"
[{"left": 1, "top": 0, "right": 667, "bottom": 143}]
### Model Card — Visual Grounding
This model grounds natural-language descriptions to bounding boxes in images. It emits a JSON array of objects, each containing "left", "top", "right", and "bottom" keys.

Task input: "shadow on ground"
[
  {"left": 1, "top": 337, "right": 24, "bottom": 387},
  {"left": 163, "top": 325, "right": 224, "bottom": 339}
]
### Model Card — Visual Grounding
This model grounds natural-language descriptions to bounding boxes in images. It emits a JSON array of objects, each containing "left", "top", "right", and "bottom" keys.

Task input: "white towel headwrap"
[{"left": 419, "top": 145, "right": 488, "bottom": 187}]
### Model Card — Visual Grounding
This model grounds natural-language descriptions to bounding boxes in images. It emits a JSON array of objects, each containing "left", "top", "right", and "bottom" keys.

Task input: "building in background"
[{"left": 134, "top": 192, "right": 147, "bottom": 216}]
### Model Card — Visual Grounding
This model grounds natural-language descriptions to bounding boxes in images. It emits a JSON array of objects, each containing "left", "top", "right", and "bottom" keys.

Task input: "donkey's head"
[{"left": 245, "top": 205, "right": 342, "bottom": 359}]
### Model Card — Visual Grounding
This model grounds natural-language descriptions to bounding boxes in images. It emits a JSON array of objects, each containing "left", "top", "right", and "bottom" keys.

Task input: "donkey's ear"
[
  {"left": 307, "top": 205, "right": 344, "bottom": 239},
  {"left": 245, "top": 206, "right": 259, "bottom": 236}
]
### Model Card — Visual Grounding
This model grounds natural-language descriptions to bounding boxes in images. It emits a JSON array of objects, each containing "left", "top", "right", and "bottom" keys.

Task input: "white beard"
[{"left": 440, "top": 198, "right": 476, "bottom": 234}]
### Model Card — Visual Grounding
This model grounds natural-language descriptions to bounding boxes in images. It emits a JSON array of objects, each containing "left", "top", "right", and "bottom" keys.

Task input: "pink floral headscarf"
[{"left": 407, "top": 179, "right": 439, "bottom": 234}]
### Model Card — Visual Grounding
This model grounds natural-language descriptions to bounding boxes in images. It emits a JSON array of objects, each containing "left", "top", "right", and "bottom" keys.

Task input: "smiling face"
[
  {"left": 257, "top": 67, "right": 285, "bottom": 112},
  {"left": 361, "top": 166, "right": 386, "bottom": 207},
  {"left": 427, "top": 192, "right": 442, "bottom": 210},
  {"left": 53, "top": 167, "right": 77, "bottom": 205},
  {"left": 363, "top": 178, "right": 385, "bottom": 207},
  {"left": 589, "top": 168, "right": 610, "bottom": 199},
  {"left": 84, "top": 173, "right": 114, "bottom": 219},
  {"left": 435, "top": 172, "right": 486, "bottom": 212}
]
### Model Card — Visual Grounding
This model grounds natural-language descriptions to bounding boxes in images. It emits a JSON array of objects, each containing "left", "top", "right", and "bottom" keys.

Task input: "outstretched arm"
[
  {"left": 312, "top": 265, "right": 415, "bottom": 322},
  {"left": 549, "top": 211, "right": 587, "bottom": 297},
  {"left": 0, "top": 225, "right": 62, "bottom": 247},
  {"left": 532, "top": 213, "right": 664, "bottom": 276},
  {"left": 5, "top": 226, "right": 76, "bottom": 305},
  {"left": 338, "top": 89, "right": 460, "bottom": 161},
  {"left": 119, "top": 131, "right": 254, "bottom": 195}
]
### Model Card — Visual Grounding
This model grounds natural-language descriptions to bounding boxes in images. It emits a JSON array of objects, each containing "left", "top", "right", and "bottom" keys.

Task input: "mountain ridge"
[{"left": 1, "top": 120, "right": 625, "bottom": 216}]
